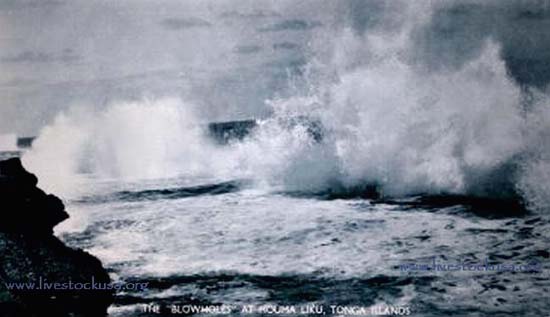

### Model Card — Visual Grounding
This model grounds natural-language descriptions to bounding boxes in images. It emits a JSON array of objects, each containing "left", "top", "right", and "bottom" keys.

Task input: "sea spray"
[
  {"left": 22, "top": 1, "right": 550, "bottom": 212},
  {"left": 23, "top": 98, "right": 234, "bottom": 195},
  {"left": 0, "top": 134, "right": 18, "bottom": 152}
]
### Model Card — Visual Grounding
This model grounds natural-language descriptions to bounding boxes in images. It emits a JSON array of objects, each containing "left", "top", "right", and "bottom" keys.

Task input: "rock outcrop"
[{"left": 0, "top": 158, "right": 113, "bottom": 316}]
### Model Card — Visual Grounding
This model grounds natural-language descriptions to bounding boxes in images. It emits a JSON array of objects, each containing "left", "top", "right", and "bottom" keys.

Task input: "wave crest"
[{"left": 23, "top": 4, "right": 550, "bottom": 213}]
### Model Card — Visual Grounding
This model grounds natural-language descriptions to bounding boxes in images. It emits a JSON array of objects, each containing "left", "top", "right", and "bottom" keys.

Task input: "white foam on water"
[
  {"left": 22, "top": 1, "right": 550, "bottom": 212},
  {"left": 23, "top": 97, "right": 236, "bottom": 195}
]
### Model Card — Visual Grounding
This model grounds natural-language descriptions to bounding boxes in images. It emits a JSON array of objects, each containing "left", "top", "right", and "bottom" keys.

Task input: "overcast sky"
[{"left": 1, "top": 0, "right": 549, "bottom": 135}]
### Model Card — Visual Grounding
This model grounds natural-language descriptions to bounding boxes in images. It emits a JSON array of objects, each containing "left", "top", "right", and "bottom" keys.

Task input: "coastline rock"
[{"left": 0, "top": 158, "right": 113, "bottom": 316}]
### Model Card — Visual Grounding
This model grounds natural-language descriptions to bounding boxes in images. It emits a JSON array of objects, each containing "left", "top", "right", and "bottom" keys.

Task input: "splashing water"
[
  {"left": 22, "top": 2, "right": 550, "bottom": 212},
  {"left": 23, "top": 98, "right": 234, "bottom": 194}
]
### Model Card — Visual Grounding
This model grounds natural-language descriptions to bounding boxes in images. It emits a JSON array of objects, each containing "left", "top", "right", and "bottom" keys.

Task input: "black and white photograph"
[{"left": 0, "top": 1, "right": 549, "bottom": 316}]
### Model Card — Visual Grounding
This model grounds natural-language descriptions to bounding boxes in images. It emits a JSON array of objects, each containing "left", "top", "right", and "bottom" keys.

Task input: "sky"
[{"left": 1, "top": 0, "right": 550, "bottom": 135}]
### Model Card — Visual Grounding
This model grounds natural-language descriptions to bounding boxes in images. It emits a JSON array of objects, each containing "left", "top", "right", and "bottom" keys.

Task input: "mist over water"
[
  {"left": 22, "top": 1, "right": 550, "bottom": 213},
  {"left": 23, "top": 98, "right": 231, "bottom": 193},
  {"left": 0, "top": 134, "right": 17, "bottom": 152},
  {"left": 10, "top": 2, "right": 550, "bottom": 315}
]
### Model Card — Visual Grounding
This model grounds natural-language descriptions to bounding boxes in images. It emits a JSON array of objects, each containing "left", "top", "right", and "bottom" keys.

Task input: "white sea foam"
[
  {"left": 23, "top": 98, "right": 234, "bottom": 194},
  {"left": 22, "top": 1, "right": 550, "bottom": 212}
]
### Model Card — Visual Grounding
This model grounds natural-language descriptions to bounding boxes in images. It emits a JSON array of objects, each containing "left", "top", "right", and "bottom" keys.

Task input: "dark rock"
[
  {"left": 16, "top": 137, "right": 35, "bottom": 149},
  {"left": 0, "top": 158, "right": 68, "bottom": 234},
  {"left": 208, "top": 119, "right": 257, "bottom": 144},
  {"left": 0, "top": 158, "right": 114, "bottom": 316}
]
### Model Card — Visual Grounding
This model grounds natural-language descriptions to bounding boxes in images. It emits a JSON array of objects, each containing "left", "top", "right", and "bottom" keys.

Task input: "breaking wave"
[{"left": 23, "top": 2, "right": 550, "bottom": 212}]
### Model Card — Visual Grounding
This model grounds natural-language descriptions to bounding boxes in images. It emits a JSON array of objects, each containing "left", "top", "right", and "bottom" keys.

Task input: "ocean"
[
  {"left": 30, "top": 162, "right": 550, "bottom": 316},
  {"left": 14, "top": 99, "right": 550, "bottom": 315},
  {"left": 10, "top": 160, "right": 545, "bottom": 316},
  {"left": 3, "top": 1, "right": 550, "bottom": 315}
]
